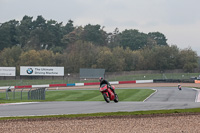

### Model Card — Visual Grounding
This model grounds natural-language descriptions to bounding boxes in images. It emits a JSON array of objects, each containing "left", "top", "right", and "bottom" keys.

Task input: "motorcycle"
[
  {"left": 99, "top": 84, "right": 119, "bottom": 103},
  {"left": 178, "top": 84, "right": 182, "bottom": 90}
]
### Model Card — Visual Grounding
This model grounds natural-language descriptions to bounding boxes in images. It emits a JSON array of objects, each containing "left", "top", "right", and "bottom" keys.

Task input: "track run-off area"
[{"left": 0, "top": 83, "right": 200, "bottom": 117}]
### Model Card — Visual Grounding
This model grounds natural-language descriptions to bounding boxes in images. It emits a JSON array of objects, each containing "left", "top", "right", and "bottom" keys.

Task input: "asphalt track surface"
[{"left": 0, "top": 86, "right": 200, "bottom": 117}]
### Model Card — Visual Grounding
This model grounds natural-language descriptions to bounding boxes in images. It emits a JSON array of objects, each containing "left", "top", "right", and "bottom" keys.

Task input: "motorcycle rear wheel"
[{"left": 103, "top": 93, "right": 110, "bottom": 103}]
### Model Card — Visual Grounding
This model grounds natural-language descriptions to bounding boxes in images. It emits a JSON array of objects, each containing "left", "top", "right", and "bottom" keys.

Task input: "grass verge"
[
  {"left": 1, "top": 108, "right": 200, "bottom": 121},
  {"left": 45, "top": 89, "right": 155, "bottom": 101},
  {"left": 0, "top": 89, "right": 155, "bottom": 103}
]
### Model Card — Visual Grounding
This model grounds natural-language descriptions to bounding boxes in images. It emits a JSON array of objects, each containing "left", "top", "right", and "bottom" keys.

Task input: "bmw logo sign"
[{"left": 27, "top": 68, "right": 33, "bottom": 74}]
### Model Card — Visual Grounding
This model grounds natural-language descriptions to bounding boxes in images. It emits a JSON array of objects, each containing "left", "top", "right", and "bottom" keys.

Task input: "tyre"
[
  {"left": 103, "top": 93, "right": 110, "bottom": 103},
  {"left": 114, "top": 94, "right": 119, "bottom": 103}
]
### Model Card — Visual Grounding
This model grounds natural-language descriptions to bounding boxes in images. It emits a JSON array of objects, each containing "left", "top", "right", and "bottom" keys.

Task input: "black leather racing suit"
[{"left": 100, "top": 79, "right": 116, "bottom": 95}]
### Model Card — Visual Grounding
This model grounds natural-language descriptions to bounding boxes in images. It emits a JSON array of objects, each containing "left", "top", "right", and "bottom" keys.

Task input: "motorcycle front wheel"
[{"left": 103, "top": 93, "right": 110, "bottom": 103}]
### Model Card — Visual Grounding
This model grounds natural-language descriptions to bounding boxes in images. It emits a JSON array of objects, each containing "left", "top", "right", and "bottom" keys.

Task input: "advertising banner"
[
  {"left": 0, "top": 67, "right": 16, "bottom": 76},
  {"left": 20, "top": 66, "right": 64, "bottom": 76}
]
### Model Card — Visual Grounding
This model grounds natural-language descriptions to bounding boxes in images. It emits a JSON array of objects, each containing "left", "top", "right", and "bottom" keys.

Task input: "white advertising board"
[
  {"left": 20, "top": 66, "right": 64, "bottom": 76},
  {"left": 0, "top": 67, "right": 16, "bottom": 76}
]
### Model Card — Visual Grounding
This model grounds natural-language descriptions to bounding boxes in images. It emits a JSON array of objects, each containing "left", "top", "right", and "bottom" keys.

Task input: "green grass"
[
  {"left": 0, "top": 89, "right": 155, "bottom": 103},
  {"left": 45, "top": 89, "right": 155, "bottom": 101},
  {"left": 1, "top": 108, "right": 200, "bottom": 121}
]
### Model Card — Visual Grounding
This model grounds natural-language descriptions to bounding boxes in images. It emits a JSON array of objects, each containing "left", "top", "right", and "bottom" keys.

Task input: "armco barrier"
[
  {"left": 49, "top": 84, "right": 67, "bottom": 87},
  {"left": 15, "top": 85, "right": 32, "bottom": 89},
  {"left": 75, "top": 83, "right": 84, "bottom": 86},
  {"left": 119, "top": 80, "right": 136, "bottom": 84},
  {"left": 67, "top": 83, "right": 75, "bottom": 86},
  {"left": 136, "top": 80, "right": 153, "bottom": 83},
  {"left": 32, "top": 84, "right": 49, "bottom": 88},
  {"left": 109, "top": 81, "right": 119, "bottom": 85},
  {"left": 0, "top": 86, "right": 15, "bottom": 90},
  {"left": 84, "top": 82, "right": 100, "bottom": 86}
]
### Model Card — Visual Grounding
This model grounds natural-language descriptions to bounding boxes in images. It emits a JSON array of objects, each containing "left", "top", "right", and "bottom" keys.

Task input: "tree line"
[{"left": 0, "top": 15, "right": 198, "bottom": 74}]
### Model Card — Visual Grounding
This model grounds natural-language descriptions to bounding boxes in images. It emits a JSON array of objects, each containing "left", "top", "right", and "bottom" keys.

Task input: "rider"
[
  {"left": 178, "top": 84, "right": 182, "bottom": 90},
  {"left": 99, "top": 77, "right": 116, "bottom": 96}
]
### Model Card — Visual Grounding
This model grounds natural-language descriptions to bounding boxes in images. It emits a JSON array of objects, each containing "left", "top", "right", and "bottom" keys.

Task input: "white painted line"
[
  {"left": 0, "top": 114, "right": 61, "bottom": 118},
  {"left": 0, "top": 102, "right": 39, "bottom": 106},
  {"left": 143, "top": 89, "right": 157, "bottom": 102}
]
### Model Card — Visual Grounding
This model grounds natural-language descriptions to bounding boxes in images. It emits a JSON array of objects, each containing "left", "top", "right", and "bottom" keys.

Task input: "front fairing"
[{"left": 99, "top": 84, "right": 108, "bottom": 92}]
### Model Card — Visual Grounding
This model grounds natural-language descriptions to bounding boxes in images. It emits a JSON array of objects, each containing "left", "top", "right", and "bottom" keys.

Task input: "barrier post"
[{"left": 6, "top": 86, "right": 12, "bottom": 100}]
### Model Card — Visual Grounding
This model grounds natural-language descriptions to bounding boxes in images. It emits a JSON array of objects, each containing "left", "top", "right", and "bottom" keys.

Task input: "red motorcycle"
[
  {"left": 178, "top": 84, "right": 182, "bottom": 90},
  {"left": 99, "top": 84, "right": 119, "bottom": 103}
]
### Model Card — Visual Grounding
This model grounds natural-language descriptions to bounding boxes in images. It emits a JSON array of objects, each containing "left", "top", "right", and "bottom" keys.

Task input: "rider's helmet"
[{"left": 99, "top": 77, "right": 103, "bottom": 82}]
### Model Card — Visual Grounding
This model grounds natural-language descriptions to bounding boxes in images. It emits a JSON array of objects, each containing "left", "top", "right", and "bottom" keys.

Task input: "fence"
[
  {"left": 28, "top": 88, "right": 46, "bottom": 100},
  {"left": 0, "top": 87, "right": 46, "bottom": 100},
  {"left": 1, "top": 88, "right": 29, "bottom": 100}
]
